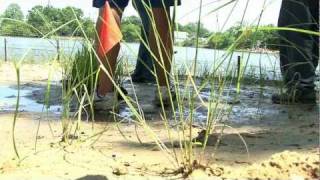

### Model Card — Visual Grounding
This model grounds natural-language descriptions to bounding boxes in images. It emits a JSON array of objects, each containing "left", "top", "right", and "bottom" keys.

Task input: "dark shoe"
[
  {"left": 272, "top": 89, "right": 317, "bottom": 104},
  {"left": 117, "top": 86, "right": 128, "bottom": 101},
  {"left": 131, "top": 74, "right": 155, "bottom": 84}
]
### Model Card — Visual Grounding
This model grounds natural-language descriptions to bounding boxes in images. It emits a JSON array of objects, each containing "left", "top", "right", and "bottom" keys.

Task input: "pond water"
[
  {"left": 0, "top": 36, "right": 281, "bottom": 79},
  {"left": 0, "top": 82, "right": 285, "bottom": 125},
  {"left": 0, "top": 85, "right": 61, "bottom": 113},
  {"left": 119, "top": 82, "right": 282, "bottom": 125}
]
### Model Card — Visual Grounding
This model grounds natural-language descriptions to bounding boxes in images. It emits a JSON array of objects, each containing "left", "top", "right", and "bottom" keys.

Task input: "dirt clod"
[
  {"left": 112, "top": 167, "right": 128, "bottom": 176},
  {"left": 269, "top": 162, "right": 281, "bottom": 169}
]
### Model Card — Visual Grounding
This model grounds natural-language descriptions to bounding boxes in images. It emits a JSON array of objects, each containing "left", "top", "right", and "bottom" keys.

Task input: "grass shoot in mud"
[{"left": 12, "top": 61, "right": 21, "bottom": 160}]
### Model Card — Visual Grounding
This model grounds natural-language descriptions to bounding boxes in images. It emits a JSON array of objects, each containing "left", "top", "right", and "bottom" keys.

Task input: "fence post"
[
  {"left": 4, "top": 38, "right": 7, "bottom": 62},
  {"left": 236, "top": 55, "right": 241, "bottom": 95},
  {"left": 237, "top": 55, "right": 241, "bottom": 80},
  {"left": 56, "top": 39, "right": 60, "bottom": 61}
]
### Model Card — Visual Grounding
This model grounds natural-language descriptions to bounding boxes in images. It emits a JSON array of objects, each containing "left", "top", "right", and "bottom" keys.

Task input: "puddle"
[
  {"left": 115, "top": 83, "right": 286, "bottom": 125},
  {"left": 0, "top": 82, "right": 317, "bottom": 126},
  {"left": 0, "top": 85, "right": 61, "bottom": 114}
]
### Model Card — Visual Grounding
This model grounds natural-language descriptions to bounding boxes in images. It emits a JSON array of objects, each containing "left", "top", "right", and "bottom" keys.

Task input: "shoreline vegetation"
[
  {"left": 0, "top": 4, "right": 279, "bottom": 52},
  {"left": 0, "top": 35, "right": 279, "bottom": 54}
]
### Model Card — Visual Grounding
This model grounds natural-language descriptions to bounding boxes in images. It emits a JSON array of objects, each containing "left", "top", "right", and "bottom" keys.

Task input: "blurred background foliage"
[{"left": 0, "top": 3, "right": 279, "bottom": 50}]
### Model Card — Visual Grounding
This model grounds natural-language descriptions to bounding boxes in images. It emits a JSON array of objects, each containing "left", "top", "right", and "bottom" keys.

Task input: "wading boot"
[{"left": 272, "top": 89, "right": 317, "bottom": 104}]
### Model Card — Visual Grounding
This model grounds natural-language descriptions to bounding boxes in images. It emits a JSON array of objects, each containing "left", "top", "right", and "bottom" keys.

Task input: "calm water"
[
  {"left": 0, "top": 36, "right": 280, "bottom": 79},
  {"left": 0, "top": 85, "right": 61, "bottom": 113}
]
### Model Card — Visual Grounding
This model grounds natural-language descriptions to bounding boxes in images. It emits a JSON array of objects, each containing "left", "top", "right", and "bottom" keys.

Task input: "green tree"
[
  {"left": 121, "top": 16, "right": 141, "bottom": 42},
  {"left": 207, "top": 24, "right": 279, "bottom": 50},
  {"left": 178, "top": 22, "right": 210, "bottom": 38},
  {"left": 26, "top": 5, "right": 94, "bottom": 37},
  {"left": 253, "top": 24, "right": 279, "bottom": 50},
  {"left": 0, "top": 4, "right": 33, "bottom": 36},
  {"left": 176, "top": 22, "right": 211, "bottom": 47},
  {"left": 122, "top": 16, "right": 142, "bottom": 26},
  {"left": 2, "top": 3, "right": 24, "bottom": 20},
  {"left": 59, "top": 6, "right": 85, "bottom": 36},
  {"left": 208, "top": 32, "right": 233, "bottom": 49},
  {"left": 26, "top": 5, "right": 57, "bottom": 36},
  {"left": 81, "top": 17, "right": 95, "bottom": 39}
]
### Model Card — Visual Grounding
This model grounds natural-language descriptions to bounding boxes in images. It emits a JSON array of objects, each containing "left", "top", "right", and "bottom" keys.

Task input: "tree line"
[
  {"left": 207, "top": 23, "right": 279, "bottom": 50},
  {"left": 110, "top": 15, "right": 279, "bottom": 50},
  {"left": 0, "top": 4, "right": 279, "bottom": 50},
  {"left": 0, "top": 4, "right": 95, "bottom": 38}
]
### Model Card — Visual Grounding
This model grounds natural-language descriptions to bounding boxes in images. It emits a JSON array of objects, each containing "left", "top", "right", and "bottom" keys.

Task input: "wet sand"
[{"left": 0, "top": 62, "right": 319, "bottom": 179}]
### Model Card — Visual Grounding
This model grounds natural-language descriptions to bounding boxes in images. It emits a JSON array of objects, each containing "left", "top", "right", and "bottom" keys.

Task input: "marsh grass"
[
  {"left": 12, "top": 61, "right": 21, "bottom": 160},
  {"left": 59, "top": 42, "right": 99, "bottom": 142},
  {"left": 4, "top": 0, "right": 319, "bottom": 177}
]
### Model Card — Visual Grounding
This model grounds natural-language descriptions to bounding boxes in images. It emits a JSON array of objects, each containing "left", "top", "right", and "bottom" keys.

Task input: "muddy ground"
[{"left": 0, "top": 62, "right": 319, "bottom": 180}]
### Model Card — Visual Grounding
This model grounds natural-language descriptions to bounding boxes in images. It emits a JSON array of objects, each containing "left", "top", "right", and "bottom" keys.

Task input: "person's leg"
[
  {"left": 148, "top": 1, "right": 182, "bottom": 106},
  {"left": 149, "top": 0, "right": 181, "bottom": 87},
  {"left": 310, "top": 0, "right": 319, "bottom": 71},
  {"left": 96, "top": 0, "right": 128, "bottom": 96},
  {"left": 273, "top": 0, "right": 318, "bottom": 104},
  {"left": 131, "top": 0, "right": 155, "bottom": 83},
  {"left": 131, "top": 0, "right": 181, "bottom": 84},
  {"left": 278, "top": 0, "right": 317, "bottom": 89},
  {"left": 149, "top": 6, "right": 173, "bottom": 87}
]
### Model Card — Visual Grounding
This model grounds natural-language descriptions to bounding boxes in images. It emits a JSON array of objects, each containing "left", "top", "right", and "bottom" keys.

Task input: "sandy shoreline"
[{"left": 0, "top": 62, "right": 319, "bottom": 179}]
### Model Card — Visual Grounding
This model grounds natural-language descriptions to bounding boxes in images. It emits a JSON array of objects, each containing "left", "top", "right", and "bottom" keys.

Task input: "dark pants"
[
  {"left": 278, "top": 0, "right": 319, "bottom": 91},
  {"left": 131, "top": 0, "right": 157, "bottom": 82},
  {"left": 109, "top": 0, "right": 180, "bottom": 83}
]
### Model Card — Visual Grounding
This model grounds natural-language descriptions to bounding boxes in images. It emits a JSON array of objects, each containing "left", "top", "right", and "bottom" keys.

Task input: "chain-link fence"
[{"left": 0, "top": 36, "right": 83, "bottom": 62}]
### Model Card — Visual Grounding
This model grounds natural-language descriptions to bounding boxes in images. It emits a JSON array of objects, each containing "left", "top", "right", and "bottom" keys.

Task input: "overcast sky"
[{"left": 0, "top": 0, "right": 282, "bottom": 31}]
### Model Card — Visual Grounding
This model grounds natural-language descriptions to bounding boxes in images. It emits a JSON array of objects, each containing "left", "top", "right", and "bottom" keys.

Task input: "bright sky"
[{"left": 0, "top": 0, "right": 282, "bottom": 31}]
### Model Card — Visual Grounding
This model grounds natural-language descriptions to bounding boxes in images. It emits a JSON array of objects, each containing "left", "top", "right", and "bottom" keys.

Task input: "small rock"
[
  {"left": 140, "top": 104, "right": 157, "bottom": 114},
  {"left": 210, "top": 167, "right": 224, "bottom": 177},
  {"left": 36, "top": 135, "right": 44, "bottom": 139},
  {"left": 124, "top": 162, "right": 130, "bottom": 167},
  {"left": 68, "top": 134, "right": 78, "bottom": 140},
  {"left": 269, "top": 161, "right": 281, "bottom": 169},
  {"left": 227, "top": 99, "right": 241, "bottom": 105},
  {"left": 112, "top": 167, "right": 128, "bottom": 176},
  {"left": 151, "top": 146, "right": 160, "bottom": 151}
]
